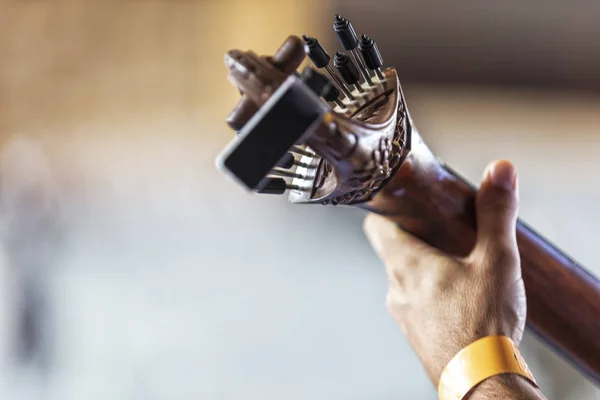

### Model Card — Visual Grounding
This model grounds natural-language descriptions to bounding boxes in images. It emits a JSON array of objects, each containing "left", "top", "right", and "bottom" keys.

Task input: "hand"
[{"left": 364, "top": 160, "right": 526, "bottom": 385}]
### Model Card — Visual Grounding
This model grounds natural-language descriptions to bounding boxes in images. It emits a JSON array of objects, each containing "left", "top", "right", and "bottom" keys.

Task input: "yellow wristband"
[{"left": 437, "top": 336, "right": 538, "bottom": 400}]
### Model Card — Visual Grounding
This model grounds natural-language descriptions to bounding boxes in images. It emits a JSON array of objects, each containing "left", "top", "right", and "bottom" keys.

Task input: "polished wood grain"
[{"left": 360, "top": 130, "right": 600, "bottom": 384}]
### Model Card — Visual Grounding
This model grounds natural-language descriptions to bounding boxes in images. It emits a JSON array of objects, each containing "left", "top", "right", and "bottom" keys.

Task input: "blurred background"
[{"left": 0, "top": 0, "right": 599, "bottom": 399}]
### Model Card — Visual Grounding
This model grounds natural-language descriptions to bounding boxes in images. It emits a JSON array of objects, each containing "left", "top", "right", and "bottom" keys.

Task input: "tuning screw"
[
  {"left": 302, "top": 35, "right": 330, "bottom": 68},
  {"left": 294, "top": 159, "right": 315, "bottom": 169},
  {"left": 323, "top": 83, "right": 345, "bottom": 109},
  {"left": 300, "top": 67, "right": 333, "bottom": 95},
  {"left": 292, "top": 146, "right": 313, "bottom": 157},
  {"left": 333, "top": 14, "right": 358, "bottom": 49},
  {"left": 333, "top": 14, "right": 373, "bottom": 86},
  {"left": 276, "top": 153, "right": 295, "bottom": 169},
  {"left": 300, "top": 67, "right": 346, "bottom": 109},
  {"left": 281, "top": 152, "right": 316, "bottom": 168},
  {"left": 334, "top": 52, "right": 363, "bottom": 93},
  {"left": 256, "top": 178, "right": 288, "bottom": 194},
  {"left": 359, "top": 34, "right": 385, "bottom": 80},
  {"left": 302, "top": 35, "right": 355, "bottom": 101},
  {"left": 255, "top": 178, "right": 307, "bottom": 195},
  {"left": 269, "top": 168, "right": 310, "bottom": 179}
]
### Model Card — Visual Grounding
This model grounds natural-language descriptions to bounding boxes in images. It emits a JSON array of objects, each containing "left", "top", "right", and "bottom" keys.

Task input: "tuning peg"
[
  {"left": 323, "top": 83, "right": 345, "bottom": 109},
  {"left": 301, "top": 35, "right": 329, "bottom": 68},
  {"left": 276, "top": 151, "right": 316, "bottom": 169},
  {"left": 300, "top": 67, "right": 346, "bottom": 109},
  {"left": 256, "top": 177, "right": 287, "bottom": 194},
  {"left": 294, "top": 159, "right": 315, "bottom": 169},
  {"left": 255, "top": 177, "right": 309, "bottom": 195},
  {"left": 291, "top": 146, "right": 313, "bottom": 157},
  {"left": 359, "top": 34, "right": 385, "bottom": 80},
  {"left": 300, "top": 67, "right": 330, "bottom": 94},
  {"left": 276, "top": 153, "right": 295, "bottom": 169},
  {"left": 255, "top": 178, "right": 295, "bottom": 195},
  {"left": 334, "top": 52, "right": 363, "bottom": 93},
  {"left": 269, "top": 168, "right": 313, "bottom": 180},
  {"left": 333, "top": 14, "right": 358, "bottom": 50},
  {"left": 333, "top": 14, "right": 373, "bottom": 86},
  {"left": 302, "top": 35, "right": 355, "bottom": 101}
]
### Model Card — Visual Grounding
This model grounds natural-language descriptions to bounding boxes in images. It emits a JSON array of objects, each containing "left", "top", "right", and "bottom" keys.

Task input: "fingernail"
[{"left": 486, "top": 161, "right": 516, "bottom": 191}]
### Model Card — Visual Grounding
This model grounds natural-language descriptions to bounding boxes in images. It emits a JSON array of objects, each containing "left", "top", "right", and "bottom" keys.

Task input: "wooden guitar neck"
[
  {"left": 216, "top": 14, "right": 600, "bottom": 385},
  {"left": 361, "top": 129, "right": 600, "bottom": 383}
]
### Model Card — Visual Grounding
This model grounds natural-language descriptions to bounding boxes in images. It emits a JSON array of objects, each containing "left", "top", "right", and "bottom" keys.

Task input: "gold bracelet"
[{"left": 437, "top": 336, "right": 538, "bottom": 400}]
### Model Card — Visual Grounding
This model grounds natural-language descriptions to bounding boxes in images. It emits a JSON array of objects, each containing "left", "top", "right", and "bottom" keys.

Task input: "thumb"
[{"left": 472, "top": 160, "right": 519, "bottom": 262}]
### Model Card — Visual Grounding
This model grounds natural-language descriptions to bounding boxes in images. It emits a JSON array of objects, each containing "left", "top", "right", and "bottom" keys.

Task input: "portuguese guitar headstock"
[
  {"left": 216, "top": 14, "right": 413, "bottom": 206},
  {"left": 214, "top": 15, "right": 600, "bottom": 383}
]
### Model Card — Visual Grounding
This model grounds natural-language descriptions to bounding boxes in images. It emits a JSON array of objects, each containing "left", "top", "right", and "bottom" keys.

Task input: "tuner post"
[
  {"left": 334, "top": 51, "right": 364, "bottom": 93},
  {"left": 333, "top": 14, "right": 374, "bottom": 87},
  {"left": 292, "top": 146, "right": 313, "bottom": 157},
  {"left": 325, "top": 85, "right": 345, "bottom": 109},
  {"left": 324, "top": 65, "right": 355, "bottom": 100},
  {"left": 302, "top": 35, "right": 356, "bottom": 101},
  {"left": 275, "top": 153, "right": 295, "bottom": 169},
  {"left": 269, "top": 168, "right": 313, "bottom": 180},
  {"left": 359, "top": 34, "right": 385, "bottom": 80},
  {"left": 255, "top": 178, "right": 308, "bottom": 195},
  {"left": 299, "top": 67, "right": 347, "bottom": 110},
  {"left": 256, "top": 178, "right": 288, "bottom": 195}
]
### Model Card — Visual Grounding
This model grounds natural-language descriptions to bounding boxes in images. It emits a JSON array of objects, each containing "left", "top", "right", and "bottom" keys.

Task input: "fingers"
[
  {"left": 472, "top": 160, "right": 520, "bottom": 267},
  {"left": 363, "top": 213, "right": 441, "bottom": 279}
]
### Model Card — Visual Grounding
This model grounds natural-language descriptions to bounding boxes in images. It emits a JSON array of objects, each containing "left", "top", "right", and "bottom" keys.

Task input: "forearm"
[{"left": 465, "top": 375, "right": 546, "bottom": 400}]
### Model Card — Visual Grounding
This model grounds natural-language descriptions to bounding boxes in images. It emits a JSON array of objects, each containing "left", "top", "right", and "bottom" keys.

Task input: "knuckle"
[
  {"left": 487, "top": 246, "right": 518, "bottom": 267},
  {"left": 385, "top": 292, "right": 395, "bottom": 312},
  {"left": 385, "top": 291, "right": 401, "bottom": 317},
  {"left": 403, "top": 253, "right": 422, "bottom": 269},
  {"left": 428, "top": 261, "right": 464, "bottom": 293},
  {"left": 472, "top": 237, "right": 518, "bottom": 264},
  {"left": 384, "top": 253, "right": 420, "bottom": 283},
  {"left": 476, "top": 249, "right": 519, "bottom": 278}
]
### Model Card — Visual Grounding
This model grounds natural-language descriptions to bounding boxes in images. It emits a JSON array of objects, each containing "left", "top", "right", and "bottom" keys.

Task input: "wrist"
[
  {"left": 466, "top": 374, "right": 546, "bottom": 400},
  {"left": 437, "top": 336, "right": 540, "bottom": 400}
]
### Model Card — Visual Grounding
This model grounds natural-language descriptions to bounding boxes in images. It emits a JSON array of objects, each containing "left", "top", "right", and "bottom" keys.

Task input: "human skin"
[{"left": 364, "top": 160, "right": 546, "bottom": 400}]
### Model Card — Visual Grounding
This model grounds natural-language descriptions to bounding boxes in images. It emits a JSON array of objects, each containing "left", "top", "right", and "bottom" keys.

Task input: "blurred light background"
[{"left": 0, "top": 1, "right": 599, "bottom": 399}]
